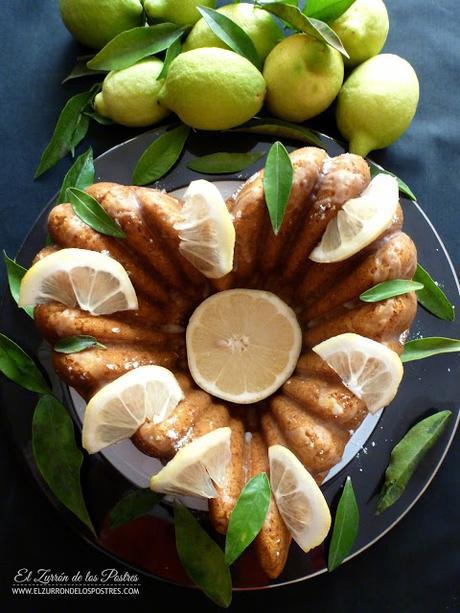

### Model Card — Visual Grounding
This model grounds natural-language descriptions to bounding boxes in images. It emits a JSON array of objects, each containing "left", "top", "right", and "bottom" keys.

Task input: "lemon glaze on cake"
[{"left": 30, "top": 147, "right": 417, "bottom": 578}]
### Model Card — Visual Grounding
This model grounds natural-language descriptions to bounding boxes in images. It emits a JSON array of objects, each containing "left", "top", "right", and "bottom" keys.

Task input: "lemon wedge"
[
  {"left": 269, "top": 445, "right": 331, "bottom": 552},
  {"left": 186, "top": 289, "right": 302, "bottom": 404},
  {"left": 150, "top": 427, "right": 232, "bottom": 498},
  {"left": 310, "top": 173, "right": 399, "bottom": 263},
  {"left": 174, "top": 179, "right": 235, "bottom": 278},
  {"left": 19, "top": 248, "right": 138, "bottom": 315},
  {"left": 313, "top": 333, "right": 403, "bottom": 413},
  {"left": 82, "top": 366, "right": 184, "bottom": 454}
]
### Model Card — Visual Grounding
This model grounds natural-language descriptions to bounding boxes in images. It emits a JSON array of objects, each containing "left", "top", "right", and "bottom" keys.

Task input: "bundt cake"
[{"left": 30, "top": 146, "right": 417, "bottom": 578}]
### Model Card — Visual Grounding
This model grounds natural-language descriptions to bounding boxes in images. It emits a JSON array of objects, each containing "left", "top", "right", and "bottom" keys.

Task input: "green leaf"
[
  {"left": 3, "top": 252, "right": 34, "bottom": 318},
  {"left": 263, "top": 141, "right": 294, "bottom": 234},
  {"left": 174, "top": 501, "right": 232, "bottom": 608},
  {"left": 377, "top": 410, "right": 452, "bottom": 514},
  {"left": 87, "top": 24, "right": 185, "bottom": 71},
  {"left": 187, "top": 151, "right": 265, "bottom": 174},
  {"left": 0, "top": 333, "right": 50, "bottom": 394},
  {"left": 157, "top": 38, "right": 182, "bottom": 80},
  {"left": 225, "top": 473, "right": 271, "bottom": 566},
  {"left": 368, "top": 162, "right": 416, "bottom": 201},
  {"left": 328, "top": 476, "right": 359, "bottom": 571},
  {"left": 109, "top": 489, "right": 162, "bottom": 529},
  {"left": 304, "top": 0, "right": 356, "bottom": 23},
  {"left": 401, "top": 337, "right": 460, "bottom": 363},
  {"left": 54, "top": 335, "right": 106, "bottom": 354},
  {"left": 360, "top": 279, "right": 424, "bottom": 303},
  {"left": 197, "top": 6, "right": 261, "bottom": 69},
  {"left": 132, "top": 124, "right": 190, "bottom": 185},
  {"left": 256, "top": 1, "right": 349, "bottom": 58},
  {"left": 32, "top": 394, "right": 95, "bottom": 533},
  {"left": 58, "top": 148, "right": 95, "bottom": 204},
  {"left": 413, "top": 263, "right": 455, "bottom": 321},
  {"left": 84, "top": 111, "right": 114, "bottom": 125},
  {"left": 34, "top": 88, "right": 97, "bottom": 178},
  {"left": 69, "top": 113, "right": 90, "bottom": 157},
  {"left": 62, "top": 55, "right": 104, "bottom": 83},
  {"left": 231, "top": 116, "right": 325, "bottom": 148},
  {"left": 66, "top": 187, "right": 126, "bottom": 238}
]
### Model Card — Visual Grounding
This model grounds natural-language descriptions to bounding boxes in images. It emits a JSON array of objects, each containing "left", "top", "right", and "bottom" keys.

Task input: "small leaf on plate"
[
  {"left": 225, "top": 473, "right": 271, "bottom": 566},
  {"left": 132, "top": 124, "right": 190, "bottom": 185},
  {"left": 328, "top": 476, "right": 359, "bottom": 571},
  {"left": 174, "top": 501, "right": 232, "bottom": 608},
  {"left": 34, "top": 88, "right": 97, "bottom": 178},
  {"left": 368, "top": 162, "right": 416, "bottom": 201},
  {"left": 376, "top": 410, "right": 452, "bottom": 514},
  {"left": 197, "top": 6, "right": 261, "bottom": 69},
  {"left": 231, "top": 116, "right": 325, "bottom": 148},
  {"left": 413, "top": 263, "right": 455, "bottom": 321},
  {"left": 58, "top": 148, "right": 95, "bottom": 204},
  {"left": 109, "top": 489, "right": 162, "bottom": 529},
  {"left": 401, "top": 337, "right": 460, "bottom": 363},
  {"left": 263, "top": 141, "right": 294, "bottom": 234},
  {"left": 3, "top": 252, "right": 34, "bottom": 318},
  {"left": 66, "top": 187, "right": 126, "bottom": 238},
  {"left": 0, "top": 333, "right": 50, "bottom": 394},
  {"left": 256, "top": 1, "right": 349, "bottom": 58},
  {"left": 187, "top": 151, "right": 265, "bottom": 174},
  {"left": 62, "top": 55, "right": 104, "bottom": 83},
  {"left": 87, "top": 24, "right": 185, "bottom": 71},
  {"left": 157, "top": 38, "right": 182, "bottom": 80},
  {"left": 54, "top": 335, "right": 106, "bottom": 354},
  {"left": 304, "top": 0, "right": 356, "bottom": 23},
  {"left": 32, "top": 394, "right": 95, "bottom": 533},
  {"left": 360, "top": 279, "right": 424, "bottom": 303}
]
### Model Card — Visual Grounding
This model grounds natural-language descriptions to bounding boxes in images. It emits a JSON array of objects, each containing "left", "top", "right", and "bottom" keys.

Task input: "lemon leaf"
[
  {"left": 3, "top": 252, "right": 34, "bottom": 318},
  {"left": 413, "top": 263, "right": 455, "bottom": 321},
  {"left": 197, "top": 6, "right": 262, "bottom": 69},
  {"left": 263, "top": 141, "right": 294, "bottom": 234},
  {"left": 32, "top": 394, "right": 95, "bottom": 534},
  {"left": 132, "top": 124, "right": 190, "bottom": 185},
  {"left": 108, "top": 489, "right": 162, "bottom": 529},
  {"left": 225, "top": 473, "right": 271, "bottom": 566},
  {"left": 187, "top": 151, "right": 265, "bottom": 174},
  {"left": 84, "top": 110, "right": 114, "bottom": 125},
  {"left": 377, "top": 411, "right": 452, "bottom": 514},
  {"left": 62, "top": 55, "right": 104, "bottom": 83},
  {"left": 66, "top": 187, "right": 126, "bottom": 238},
  {"left": 0, "top": 333, "right": 50, "bottom": 394},
  {"left": 157, "top": 38, "right": 181, "bottom": 80},
  {"left": 231, "top": 116, "right": 325, "bottom": 148},
  {"left": 401, "top": 337, "right": 460, "bottom": 363},
  {"left": 256, "top": 1, "right": 349, "bottom": 58},
  {"left": 58, "top": 148, "right": 95, "bottom": 204},
  {"left": 174, "top": 501, "right": 232, "bottom": 608},
  {"left": 54, "top": 335, "right": 106, "bottom": 354},
  {"left": 360, "top": 279, "right": 424, "bottom": 303},
  {"left": 327, "top": 476, "right": 359, "bottom": 571},
  {"left": 87, "top": 24, "right": 185, "bottom": 71},
  {"left": 304, "top": 0, "right": 356, "bottom": 23}
]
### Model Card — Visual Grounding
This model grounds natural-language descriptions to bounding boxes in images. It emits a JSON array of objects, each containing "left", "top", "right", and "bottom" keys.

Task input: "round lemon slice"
[
  {"left": 174, "top": 179, "right": 235, "bottom": 278},
  {"left": 269, "top": 445, "right": 331, "bottom": 552},
  {"left": 19, "top": 248, "right": 138, "bottom": 315},
  {"left": 150, "top": 427, "right": 231, "bottom": 498},
  {"left": 312, "top": 333, "right": 403, "bottom": 413},
  {"left": 82, "top": 366, "right": 184, "bottom": 454},
  {"left": 186, "top": 289, "right": 302, "bottom": 404},
  {"left": 310, "top": 173, "right": 399, "bottom": 263}
]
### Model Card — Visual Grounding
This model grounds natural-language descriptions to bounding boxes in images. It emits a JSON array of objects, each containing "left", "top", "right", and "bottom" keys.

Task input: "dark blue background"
[{"left": 0, "top": 1, "right": 458, "bottom": 611}]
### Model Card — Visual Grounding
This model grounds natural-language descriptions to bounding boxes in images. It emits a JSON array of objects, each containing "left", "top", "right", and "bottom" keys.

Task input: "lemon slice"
[
  {"left": 174, "top": 179, "right": 235, "bottom": 278},
  {"left": 186, "top": 289, "right": 302, "bottom": 404},
  {"left": 313, "top": 333, "right": 403, "bottom": 413},
  {"left": 310, "top": 173, "right": 399, "bottom": 263},
  {"left": 19, "top": 248, "right": 138, "bottom": 315},
  {"left": 150, "top": 427, "right": 231, "bottom": 498},
  {"left": 269, "top": 445, "right": 331, "bottom": 552},
  {"left": 82, "top": 366, "right": 184, "bottom": 454}
]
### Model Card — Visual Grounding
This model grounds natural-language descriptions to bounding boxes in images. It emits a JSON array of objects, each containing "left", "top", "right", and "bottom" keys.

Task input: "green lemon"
[
  {"left": 158, "top": 48, "right": 266, "bottom": 130},
  {"left": 59, "top": 0, "right": 144, "bottom": 50},
  {"left": 144, "top": 0, "right": 215, "bottom": 26},
  {"left": 183, "top": 3, "right": 282, "bottom": 63},
  {"left": 263, "top": 34, "right": 344, "bottom": 123},
  {"left": 331, "top": 0, "right": 389, "bottom": 68},
  {"left": 336, "top": 54, "right": 420, "bottom": 157},
  {"left": 94, "top": 59, "right": 170, "bottom": 128}
]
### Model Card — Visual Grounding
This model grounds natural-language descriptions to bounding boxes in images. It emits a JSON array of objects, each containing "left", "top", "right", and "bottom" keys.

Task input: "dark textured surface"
[{"left": 0, "top": 1, "right": 458, "bottom": 611}]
